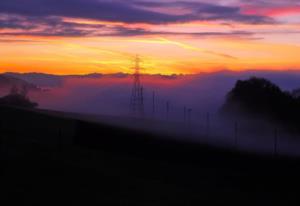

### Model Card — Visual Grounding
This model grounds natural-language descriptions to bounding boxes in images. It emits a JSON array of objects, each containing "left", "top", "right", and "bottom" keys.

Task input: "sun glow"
[{"left": 1, "top": 0, "right": 300, "bottom": 75}]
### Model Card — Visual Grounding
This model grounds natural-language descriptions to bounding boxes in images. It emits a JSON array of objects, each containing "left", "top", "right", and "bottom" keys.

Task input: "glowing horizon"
[{"left": 0, "top": 0, "right": 300, "bottom": 75}]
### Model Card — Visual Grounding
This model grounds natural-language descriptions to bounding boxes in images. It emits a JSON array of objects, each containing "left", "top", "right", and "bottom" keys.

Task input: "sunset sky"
[{"left": 0, "top": 0, "right": 300, "bottom": 75}]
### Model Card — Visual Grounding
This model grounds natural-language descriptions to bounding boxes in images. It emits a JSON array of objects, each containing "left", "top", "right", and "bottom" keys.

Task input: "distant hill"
[
  {"left": 4, "top": 72, "right": 184, "bottom": 87},
  {"left": 0, "top": 74, "right": 40, "bottom": 92},
  {"left": 4, "top": 72, "right": 65, "bottom": 88},
  {"left": 5, "top": 70, "right": 300, "bottom": 90},
  {"left": 4, "top": 72, "right": 109, "bottom": 87}
]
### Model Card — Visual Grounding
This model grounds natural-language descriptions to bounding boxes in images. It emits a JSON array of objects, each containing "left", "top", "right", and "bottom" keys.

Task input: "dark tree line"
[{"left": 221, "top": 77, "right": 300, "bottom": 132}]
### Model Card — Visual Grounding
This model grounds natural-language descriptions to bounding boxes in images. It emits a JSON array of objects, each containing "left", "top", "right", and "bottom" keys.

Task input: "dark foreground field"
[{"left": 1, "top": 106, "right": 300, "bottom": 205}]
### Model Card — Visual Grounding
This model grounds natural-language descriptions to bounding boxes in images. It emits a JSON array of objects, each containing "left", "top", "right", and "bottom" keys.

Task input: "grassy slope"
[{"left": 0, "top": 106, "right": 300, "bottom": 205}]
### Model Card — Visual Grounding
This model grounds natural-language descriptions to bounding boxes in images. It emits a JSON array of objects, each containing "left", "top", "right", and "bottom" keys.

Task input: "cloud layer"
[{"left": 0, "top": 0, "right": 291, "bottom": 37}]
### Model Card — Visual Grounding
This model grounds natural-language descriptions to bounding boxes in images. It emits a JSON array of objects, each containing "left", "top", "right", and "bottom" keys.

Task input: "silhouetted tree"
[
  {"left": 221, "top": 77, "right": 300, "bottom": 131},
  {"left": 0, "top": 85, "right": 38, "bottom": 108}
]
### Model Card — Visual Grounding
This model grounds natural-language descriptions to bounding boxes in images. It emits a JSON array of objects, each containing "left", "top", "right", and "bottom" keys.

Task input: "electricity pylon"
[{"left": 130, "top": 55, "right": 144, "bottom": 118}]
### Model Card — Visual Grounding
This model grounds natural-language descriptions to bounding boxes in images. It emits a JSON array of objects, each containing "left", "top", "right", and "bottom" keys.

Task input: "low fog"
[
  {"left": 8, "top": 70, "right": 300, "bottom": 156},
  {"left": 27, "top": 70, "right": 300, "bottom": 119}
]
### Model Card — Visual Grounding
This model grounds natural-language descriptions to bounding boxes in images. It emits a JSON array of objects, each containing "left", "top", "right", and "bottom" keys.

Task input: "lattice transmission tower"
[{"left": 130, "top": 55, "right": 144, "bottom": 117}]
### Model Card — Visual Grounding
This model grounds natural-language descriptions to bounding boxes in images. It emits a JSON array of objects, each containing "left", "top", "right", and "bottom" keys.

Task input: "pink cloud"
[{"left": 243, "top": 5, "right": 300, "bottom": 17}]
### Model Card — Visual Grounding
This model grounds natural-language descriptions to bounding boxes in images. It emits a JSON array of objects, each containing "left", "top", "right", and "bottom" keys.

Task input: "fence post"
[
  {"left": 184, "top": 106, "right": 187, "bottom": 124},
  {"left": 206, "top": 113, "right": 210, "bottom": 137},
  {"left": 152, "top": 91, "right": 155, "bottom": 118},
  {"left": 166, "top": 101, "right": 170, "bottom": 120},
  {"left": 188, "top": 108, "right": 192, "bottom": 128}
]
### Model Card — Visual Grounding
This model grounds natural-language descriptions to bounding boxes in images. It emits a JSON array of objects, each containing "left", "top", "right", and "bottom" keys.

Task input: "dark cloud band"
[
  {"left": 0, "top": 0, "right": 274, "bottom": 24},
  {"left": 0, "top": 14, "right": 255, "bottom": 38},
  {"left": 0, "top": 0, "right": 276, "bottom": 38}
]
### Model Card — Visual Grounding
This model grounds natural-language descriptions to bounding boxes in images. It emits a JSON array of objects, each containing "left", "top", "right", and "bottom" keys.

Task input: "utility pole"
[
  {"left": 141, "top": 86, "right": 144, "bottom": 117},
  {"left": 166, "top": 101, "right": 170, "bottom": 120},
  {"left": 152, "top": 91, "right": 155, "bottom": 117},
  {"left": 184, "top": 106, "right": 187, "bottom": 124},
  {"left": 188, "top": 108, "right": 192, "bottom": 127},
  {"left": 206, "top": 112, "right": 210, "bottom": 137}
]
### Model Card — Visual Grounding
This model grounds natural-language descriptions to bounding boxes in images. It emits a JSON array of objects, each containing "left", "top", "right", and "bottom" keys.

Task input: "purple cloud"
[
  {"left": 0, "top": 0, "right": 278, "bottom": 38},
  {"left": 0, "top": 0, "right": 274, "bottom": 24}
]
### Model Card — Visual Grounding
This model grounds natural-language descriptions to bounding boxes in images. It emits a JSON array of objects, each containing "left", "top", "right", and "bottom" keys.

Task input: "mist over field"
[
  {"left": 22, "top": 70, "right": 300, "bottom": 119},
  {"left": 3, "top": 70, "right": 300, "bottom": 157}
]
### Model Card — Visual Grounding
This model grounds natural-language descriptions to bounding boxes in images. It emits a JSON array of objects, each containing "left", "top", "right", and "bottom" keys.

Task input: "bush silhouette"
[{"left": 0, "top": 93, "right": 38, "bottom": 109}]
